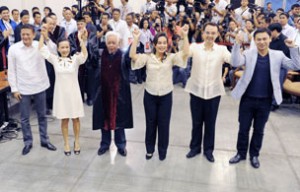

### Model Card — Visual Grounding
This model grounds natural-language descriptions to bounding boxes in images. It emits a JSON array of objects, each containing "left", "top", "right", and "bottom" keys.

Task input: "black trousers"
[
  {"left": 144, "top": 90, "right": 172, "bottom": 156},
  {"left": 189, "top": 94, "right": 221, "bottom": 155},
  {"left": 237, "top": 96, "right": 272, "bottom": 158},
  {"left": 46, "top": 62, "right": 55, "bottom": 110},
  {"left": 100, "top": 128, "right": 126, "bottom": 150}
]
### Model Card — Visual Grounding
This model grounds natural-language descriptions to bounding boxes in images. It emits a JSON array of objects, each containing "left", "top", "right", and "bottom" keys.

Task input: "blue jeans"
[
  {"left": 20, "top": 91, "right": 49, "bottom": 146},
  {"left": 237, "top": 96, "right": 272, "bottom": 158}
]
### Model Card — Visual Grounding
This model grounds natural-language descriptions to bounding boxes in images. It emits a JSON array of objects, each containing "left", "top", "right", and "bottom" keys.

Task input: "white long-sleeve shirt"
[{"left": 8, "top": 41, "right": 50, "bottom": 95}]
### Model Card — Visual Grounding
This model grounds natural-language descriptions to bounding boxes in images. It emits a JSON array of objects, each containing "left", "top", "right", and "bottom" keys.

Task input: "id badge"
[{"left": 145, "top": 41, "right": 151, "bottom": 52}]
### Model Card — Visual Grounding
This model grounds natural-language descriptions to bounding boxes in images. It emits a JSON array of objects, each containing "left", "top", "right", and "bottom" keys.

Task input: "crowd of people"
[{"left": 0, "top": 0, "right": 300, "bottom": 169}]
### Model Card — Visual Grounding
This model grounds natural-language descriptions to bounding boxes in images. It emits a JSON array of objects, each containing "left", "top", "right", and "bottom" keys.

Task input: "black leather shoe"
[
  {"left": 41, "top": 142, "right": 57, "bottom": 151},
  {"left": 64, "top": 151, "right": 71, "bottom": 156},
  {"left": 86, "top": 99, "right": 93, "bottom": 106},
  {"left": 22, "top": 145, "right": 32, "bottom": 155},
  {"left": 229, "top": 154, "right": 246, "bottom": 164},
  {"left": 97, "top": 148, "right": 108, "bottom": 156},
  {"left": 145, "top": 153, "right": 153, "bottom": 160},
  {"left": 118, "top": 148, "right": 127, "bottom": 156},
  {"left": 204, "top": 153, "right": 215, "bottom": 163},
  {"left": 250, "top": 156, "right": 260, "bottom": 168},
  {"left": 186, "top": 150, "right": 200, "bottom": 158},
  {"left": 159, "top": 154, "right": 166, "bottom": 161}
]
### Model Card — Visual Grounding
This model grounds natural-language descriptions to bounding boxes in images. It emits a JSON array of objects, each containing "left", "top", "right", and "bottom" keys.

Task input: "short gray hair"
[{"left": 105, "top": 31, "right": 120, "bottom": 44}]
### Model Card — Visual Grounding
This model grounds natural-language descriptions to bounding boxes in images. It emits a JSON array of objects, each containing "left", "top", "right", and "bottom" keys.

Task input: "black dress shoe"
[
  {"left": 118, "top": 148, "right": 127, "bottom": 156},
  {"left": 145, "top": 153, "right": 153, "bottom": 160},
  {"left": 229, "top": 154, "right": 246, "bottom": 164},
  {"left": 186, "top": 150, "right": 200, "bottom": 159},
  {"left": 204, "top": 153, "right": 215, "bottom": 163},
  {"left": 250, "top": 156, "right": 260, "bottom": 168},
  {"left": 86, "top": 99, "right": 93, "bottom": 106},
  {"left": 159, "top": 154, "right": 166, "bottom": 161},
  {"left": 41, "top": 142, "right": 57, "bottom": 151},
  {"left": 97, "top": 148, "right": 108, "bottom": 156},
  {"left": 64, "top": 151, "right": 71, "bottom": 156},
  {"left": 22, "top": 145, "right": 32, "bottom": 155}
]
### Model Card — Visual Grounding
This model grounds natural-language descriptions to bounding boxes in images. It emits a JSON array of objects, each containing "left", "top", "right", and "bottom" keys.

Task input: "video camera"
[
  {"left": 248, "top": 3, "right": 264, "bottom": 14},
  {"left": 156, "top": 0, "right": 165, "bottom": 14}
]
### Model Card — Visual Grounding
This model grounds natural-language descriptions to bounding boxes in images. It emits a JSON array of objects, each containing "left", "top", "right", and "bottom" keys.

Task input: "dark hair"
[
  {"left": 112, "top": 8, "right": 121, "bottom": 13},
  {"left": 126, "top": 12, "right": 134, "bottom": 19},
  {"left": 11, "top": 9, "right": 19, "bottom": 14},
  {"left": 32, "top": 7, "right": 39, "bottom": 12},
  {"left": 203, "top": 22, "right": 219, "bottom": 32},
  {"left": 42, "top": 16, "right": 52, "bottom": 24},
  {"left": 276, "top": 8, "right": 284, "bottom": 12},
  {"left": 0, "top": 6, "right": 9, "bottom": 14},
  {"left": 269, "top": 13, "right": 276, "bottom": 18},
  {"left": 268, "top": 23, "right": 282, "bottom": 33},
  {"left": 280, "top": 12, "right": 289, "bottom": 19},
  {"left": 56, "top": 38, "right": 71, "bottom": 58},
  {"left": 83, "top": 12, "right": 92, "bottom": 17},
  {"left": 33, "top": 12, "right": 41, "bottom": 18},
  {"left": 139, "top": 18, "right": 150, "bottom": 29},
  {"left": 44, "top": 7, "right": 52, "bottom": 13},
  {"left": 48, "top": 12, "right": 56, "bottom": 17},
  {"left": 101, "top": 12, "right": 110, "bottom": 18},
  {"left": 253, "top": 28, "right": 271, "bottom": 39},
  {"left": 267, "top": 2, "right": 272, "bottom": 5},
  {"left": 245, "top": 19, "right": 254, "bottom": 25},
  {"left": 291, "top": 4, "right": 300, "bottom": 10},
  {"left": 63, "top": 7, "right": 71, "bottom": 11},
  {"left": 21, "top": 24, "right": 35, "bottom": 33},
  {"left": 72, "top": 5, "right": 79, "bottom": 9},
  {"left": 20, "top": 10, "right": 30, "bottom": 18},
  {"left": 152, "top": 32, "right": 168, "bottom": 60}
]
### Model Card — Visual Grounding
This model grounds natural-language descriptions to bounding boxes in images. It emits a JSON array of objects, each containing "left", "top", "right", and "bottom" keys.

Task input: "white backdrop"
[{"left": 1, "top": 0, "right": 263, "bottom": 22}]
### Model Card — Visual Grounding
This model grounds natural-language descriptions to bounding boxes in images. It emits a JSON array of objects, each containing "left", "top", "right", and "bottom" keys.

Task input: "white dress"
[{"left": 40, "top": 46, "right": 88, "bottom": 119}]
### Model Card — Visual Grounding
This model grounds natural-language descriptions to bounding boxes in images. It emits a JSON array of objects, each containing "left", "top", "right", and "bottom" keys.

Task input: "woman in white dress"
[{"left": 38, "top": 25, "right": 88, "bottom": 156}]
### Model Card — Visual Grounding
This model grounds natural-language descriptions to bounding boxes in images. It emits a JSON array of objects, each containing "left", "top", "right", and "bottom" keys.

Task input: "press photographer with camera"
[
  {"left": 235, "top": 0, "right": 251, "bottom": 27},
  {"left": 164, "top": 0, "right": 177, "bottom": 25},
  {"left": 211, "top": 0, "right": 228, "bottom": 24}
]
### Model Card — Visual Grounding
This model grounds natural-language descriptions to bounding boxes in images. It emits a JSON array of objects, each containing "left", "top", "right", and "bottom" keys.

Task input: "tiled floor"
[{"left": 0, "top": 84, "right": 299, "bottom": 192}]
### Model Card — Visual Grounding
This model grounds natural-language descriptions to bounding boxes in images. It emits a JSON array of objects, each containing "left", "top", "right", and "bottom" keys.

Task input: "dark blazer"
[
  {"left": 0, "top": 31, "right": 8, "bottom": 71},
  {"left": 92, "top": 48, "right": 133, "bottom": 130},
  {"left": 13, "top": 22, "right": 23, "bottom": 43}
]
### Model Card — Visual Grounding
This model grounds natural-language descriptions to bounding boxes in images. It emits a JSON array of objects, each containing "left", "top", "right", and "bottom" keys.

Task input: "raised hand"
[
  {"left": 235, "top": 32, "right": 244, "bottom": 45},
  {"left": 285, "top": 39, "right": 296, "bottom": 48},
  {"left": 81, "top": 28, "right": 88, "bottom": 41},
  {"left": 181, "top": 24, "right": 189, "bottom": 36},
  {"left": 132, "top": 28, "right": 141, "bottom": 41},
  {"left": 41, "top": 24, "right": 49, "bottom": 39}
]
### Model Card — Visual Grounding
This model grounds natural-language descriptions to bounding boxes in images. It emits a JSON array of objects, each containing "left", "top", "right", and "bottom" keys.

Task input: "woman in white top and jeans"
[{"left": 130, "top": 25, "right": 189, "bottom": 160}]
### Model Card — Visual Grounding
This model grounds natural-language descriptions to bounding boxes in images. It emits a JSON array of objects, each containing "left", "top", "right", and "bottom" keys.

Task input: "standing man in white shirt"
[
  {"left": 119, "top": 0, "right": 133, "bottom": 20},
  {"left": 108, "top": 8, "right": 130, "bottom": 50},
  {"left": 211, "top": 0, "right": 228, "bottom": 24},
  {"left": 279, "top": 13, "right": 297, "bottom": 40},
  {"left": 8, "top": 24, "right": 57, "bottom": 155},
  {"left": 164, "top": 0, "right": 177, "bottom": 25},
  {"left": 140, "top": 0, "right": 156, "bottom": 15},
  {"left": 234, "top": 0, "right": 251, "bottom": 27},
  {"left": 59, "top": 9, "right": 77, "bottom": 36},
  {"left": 185, "top": 22, "right": 231, "bottom": 162}
]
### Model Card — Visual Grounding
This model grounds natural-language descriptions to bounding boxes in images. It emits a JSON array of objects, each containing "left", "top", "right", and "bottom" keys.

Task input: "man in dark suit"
[
  {"left": 14, "top": 10, "right": 30, "bottom": 43},
  {"left": 229, "top": 28, "right": 300, "bottom": 168}
]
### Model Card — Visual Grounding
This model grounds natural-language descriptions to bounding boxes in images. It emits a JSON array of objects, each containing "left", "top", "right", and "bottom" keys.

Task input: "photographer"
[
  {"left": 235, "top": 0, "right": 251, "bottom": 27},
  {"left": 211, "top": 0, "right": 228, "bottom": 24},
  {"left": 86, "top": 0, "right": 106, "bottom": 25},
  {"left": 164, "top": 0, "right": 177, "bottom": 25}
]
